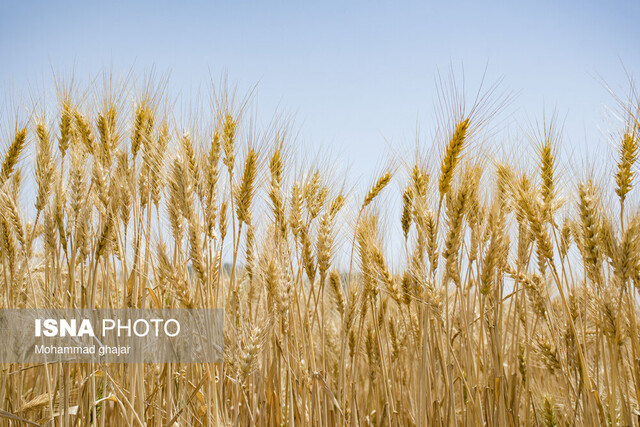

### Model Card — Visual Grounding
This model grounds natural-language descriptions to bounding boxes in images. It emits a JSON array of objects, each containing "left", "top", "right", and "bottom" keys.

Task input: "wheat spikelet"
[
  {"left": 69, "top": 141, "right": 87, "bottom": 225},
  {"left": 560, "top": 218, "right": 572, "bottom": 258},
  {"left": 411, "top": 164, "right": 428, "bottom": 199},
  {"left": 73, "top": 111, "right": 96, "bottom": 155},
  {"left": 599, "top": 215, "right": 616, "bottom": 262},
  {"left": 287, "top": 181, "right": 302, "bottom": 234},
  {"left": 168, "top": 158, "right": 188, "bottom": 243},
  {"left": 537, "top": 335, "right": 560, "bottom": 373},
  {"left": 172, "top": 157, "right": 195, "bottom": 218},
  {"left": 0, "top": 217, "right": 16, "bottom": 277},
  {"left": 401, "top": 186, "right": 413, "bottom": 239},
  {"left": 542, "top": 395, "right": 559, "bottom": 427},
  {"left": 0, "top": 186, "right": 24, "bottom": 248},
  {"left": 43, "top": 208, "right": 56, "bottom": 258},
  {"left": 301, "top": 224, "right": 316, "bottom": 284},
  {"left": 600, "top": 289, "right": 621, "bottom": 343},
  {"left": 180, "top": 131, "right": 201, "bottom": 198},
  {"left": 372, "top": 245, "right": 399, "bottom": 303},
  {"left": 219, "top": 200, "right": 228, "bottom": 242},
  {"left": 222, "top": 113, "right": 236, "bottom": 174},
  {"left": 34, "top": 122, "right": 54, "bottom": 212},
  {"left": 263, "top": 256, "right": 283, "bottom": 314},
  {"left": 150, "top": 122, "right": 170, "bottom": 208},
  {"left": 268, "top": 147, "right": 286, "bottom": 236},
  {"left": 443, "top": 169, "right": 474, "bottom": 284},
  {"left": 439, "top": 118, "right": 469, "bottom": 197},
  {"left": 538, "top": 140, "right": 556, "bottom": 219},
  {"left": 160, "top": 243, "right": 192, "bottom": 308},
  {"left": 577, "top": 180, "right": 602, "bottom": 285},
  {"left": 94, "top": 212, "right": 113, "bottom": 261},
  {"left": 362, "top": 171, "right": 392, "bottom": 209},
  {"left": 234, "top": 149, "right": 257, "bottom": 225},
  {"left": 400, "top": 271, "right": 416, "bottom": 306},
  {"left": 317, "top": 211, "right": 334, "bottom": 280},
  {"left": 92, "top": 155, "right": 109, "bottom": 208},
  {"left": 239, "top": 323, "right": 264, "bottom": 383},
  {"left": 97, "top": 104, "right": 118, "bottom": 165},
  {"left": 615, "top": 130, "right": 638, "bottom": 209},
  {"left": 480, "top": 203, "right": 508, "bottom": 294},
  {"left": 1, "top": 127, "right": 27, "bottom": 183},
  {"left": 515, "top": 172, "right": 553, "bottom": 273},
  {"left": 202, "top": 129, "right": 221, "bottom": 236},
  {"left": 357, "top": 215, "right": 379, "bottom": 302},
  {"left": 328, "top": 270, "right": 345, "bottom": 317},
  {"left": 115, "top": 152, "right": 133, "bottom": 228},
  {"left": 305, "top": 171, "right": 327, "bottom": 219},
  {"left": 329, "top": 193, "right": 345, "bottom": 219},
  {"left": 156, "top": 244, "right": 174, "bottom": 300},
  {"left": 615, "top": 216, "right": 639, "bottom": 285},
  {"left": 422, "top": 210, "right": 438, "bottom": 274},
  {"left": 269, "top": 144, "right": 283, "bottom": 185},
  {"left": 188, "top": 218, "right": 206, "bottom": 285},
  {"left": 245, "top": 224, "right": 256, "bottom": 285},
  {"left": 365, "top": 324, "right": 379, "bottom": 382},
  {"left": 58, "top": 100, "right": 72, "bottom": 157},
  {"left": 510, "top": 270, "right": 547, "bottom": 318},
  {"left": 131, "top": 102, "right": 153, "bottom": 157}
]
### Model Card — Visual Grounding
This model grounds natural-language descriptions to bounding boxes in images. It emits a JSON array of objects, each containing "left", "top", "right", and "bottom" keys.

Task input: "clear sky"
[{"left": 2, "top": 0, "right": 640, "bottom": 191}]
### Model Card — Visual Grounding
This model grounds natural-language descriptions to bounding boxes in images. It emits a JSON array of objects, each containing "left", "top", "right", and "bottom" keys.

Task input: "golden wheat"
[{"left": 1, "top": 75, "right": 640, "bottom": 426}]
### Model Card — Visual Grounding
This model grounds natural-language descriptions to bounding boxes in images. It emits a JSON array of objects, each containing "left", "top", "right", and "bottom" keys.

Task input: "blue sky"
[{"left": 2, "top": 0, "right": 640, "bottom": 188}]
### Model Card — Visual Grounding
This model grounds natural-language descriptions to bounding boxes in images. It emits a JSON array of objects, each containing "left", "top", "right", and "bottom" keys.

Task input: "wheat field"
[{"left": 1, "top": 75, "right": 640, "bottom": 426}]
